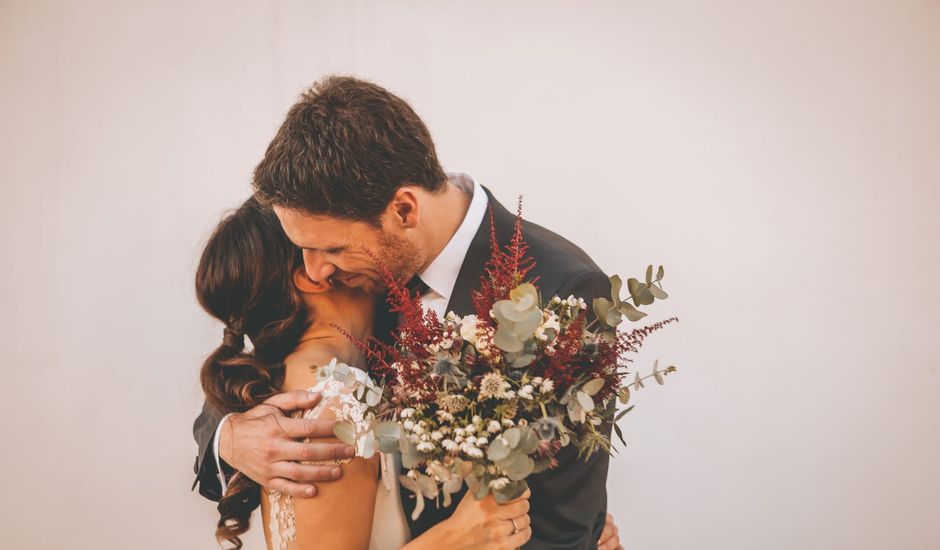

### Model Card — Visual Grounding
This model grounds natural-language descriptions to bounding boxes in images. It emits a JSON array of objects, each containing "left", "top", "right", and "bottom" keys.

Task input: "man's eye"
[{"left": 324, "top": 248, "right": 343, "bottom": 255}]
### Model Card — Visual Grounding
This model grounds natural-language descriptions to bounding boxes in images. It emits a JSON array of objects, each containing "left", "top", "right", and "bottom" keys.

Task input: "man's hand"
[
  {"left": 598, "top": 513, "right": 624, "bottom": 550},
  {"left": 218, "top": 390, "right": 356, "bottom": 498}
]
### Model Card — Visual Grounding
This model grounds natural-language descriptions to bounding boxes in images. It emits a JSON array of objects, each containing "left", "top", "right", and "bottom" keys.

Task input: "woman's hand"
[{"left": 408, "top": 488, "right": 532, "bottom": 550}]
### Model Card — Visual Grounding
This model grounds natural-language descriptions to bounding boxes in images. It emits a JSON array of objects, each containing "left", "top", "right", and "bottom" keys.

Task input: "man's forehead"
[{"left": 273, "top": 206, "right": 371, "bottom": 244}]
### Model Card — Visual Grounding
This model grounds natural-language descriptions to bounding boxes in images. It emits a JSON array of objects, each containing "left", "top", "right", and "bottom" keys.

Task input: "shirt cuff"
[{"left": 213, "top": 412, "right": 234, "bottom": 494}]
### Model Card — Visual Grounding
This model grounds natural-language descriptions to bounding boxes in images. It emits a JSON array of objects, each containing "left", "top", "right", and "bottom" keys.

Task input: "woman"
[{"left": 196, "top": 197, "right": 532, "bottom": 550}]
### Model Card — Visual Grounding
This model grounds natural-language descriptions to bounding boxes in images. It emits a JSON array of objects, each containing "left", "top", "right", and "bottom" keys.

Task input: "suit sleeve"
[
  {"left": 526, "top": 269, "right": 613, "bottom": 550},
  {"left": 192, "top": 400, "right": 225, "bottom": 501}
]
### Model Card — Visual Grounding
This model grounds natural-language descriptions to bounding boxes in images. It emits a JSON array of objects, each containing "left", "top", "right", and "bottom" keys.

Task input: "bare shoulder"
[{"left": 281, "top": 342, "right": 350, "bottom": 392}]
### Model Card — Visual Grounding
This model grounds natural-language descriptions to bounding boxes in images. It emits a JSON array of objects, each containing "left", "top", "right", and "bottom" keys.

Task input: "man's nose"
[{"left": 302, "top": 251, "right": 337, "bottom": 283}]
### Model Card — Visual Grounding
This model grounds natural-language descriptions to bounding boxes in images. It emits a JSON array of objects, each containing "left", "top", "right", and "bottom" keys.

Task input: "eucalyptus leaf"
[
  {"left": 333, "top": 421, "right": 357, "bottom": 445},
  {"left": 634, "top": 372, "right": 645, "bottom": 390},
  {"left": 593, "top": 298, "right": 612, "bottom": 326},
  {"left": 618, "top": 387, "right": 631, "bottom": 405},
  {"left": 493, "top": 326, "right": 524, "bottom": 353},
  {"left": 582, "top": 377, "right": 605, "bottom": 396},
  {"left": 493, "top": 480, "right": 528, "bottom": 503},
  {"left": 366, "top": 388, "right": 382, "bottom": 407},
  {"left": 609, "top": 275, "right": 623, "bottom": 305},
  {"left": 516, "top": 427, "right": 540, "bottom": 454},
  {"left": 503, "top": 427, "right": 521, "bottom": 448},
  {"left": 513, "top": 354, "right": 536, "bottom": 368},
  {"left": 605, "top": 308, "right": 624, "bottom": 327},
  {"left": 487, "top": 438, "right": 511, "bottom": 461},
  {"left": 645, "top": 265, "right": 653, "bottom": 285},
  {"left": 657, "top": 265, "right": 664, "bottom": 281},
  {"left": 619, "top": 301, "right": 647, "bottom": 322},
  {"left": 649, "top": 285, "right": 668, "bottom": 300}
]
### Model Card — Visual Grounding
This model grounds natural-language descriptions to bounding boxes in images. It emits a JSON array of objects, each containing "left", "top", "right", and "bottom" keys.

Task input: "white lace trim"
[{"left": 266, "top": 361, "right": 376, "bottom": 550}]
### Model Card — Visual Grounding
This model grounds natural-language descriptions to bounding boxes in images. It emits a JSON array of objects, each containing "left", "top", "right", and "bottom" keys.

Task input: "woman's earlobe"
[{"left": 292, "top": 268, "right": 331, "bottom": 294}]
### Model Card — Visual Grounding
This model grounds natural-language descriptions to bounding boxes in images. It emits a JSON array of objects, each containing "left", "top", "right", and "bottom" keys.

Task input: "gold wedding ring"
[{"left": 511, "top": 518, "right": 520, "bottom": 534}]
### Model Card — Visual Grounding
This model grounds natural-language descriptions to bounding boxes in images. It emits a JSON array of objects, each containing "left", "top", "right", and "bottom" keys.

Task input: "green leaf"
[
  {"left": 493, "top": 326, "right": 524, "bottom": 353},
  {"left": 619, "top": 301, "right": 647, "bottom": 322},
  {"left": 606, "top": 308, "right": 624, "bottom": 327},
  {"left": 657, "top": 265, "right": 665, "bottom": 281},
  {"left": 618, "top": 387, "right": 631, "bottom": 405},
  {"left": 627, "top": 277, "right": 643, "bottom": 304},
  {"left": 613, "top": 422, "right": 626, "bottom": 446},
  {"left": 494, "top": 480, "right": 528, "bottom": 502},
  {"left": 609, "top": 275, "right": 623, "bottom": 305},
  {"left": 645, "top": 265, "right": 653, "bottom": 285},
  {"left": 634, "top": 372, "right": 645, "bottom": 390},
  {"left": 615, "top": 405, "right": 635, "bottom": 421},
  {"left": 366, "top": 388, "right": 382, "bottom": 407},
  {"left": 513, "top": 354, "right": 536, "bottom": 368},
  {"left": 333, "top": 421, "right": 357, "bottom": 445},
  {"left": 503, "top": 427, "right": 521, "bottom": 448},
  {"left": 516, "top": 427, "right": 540, "bottom": 454},
  {"left": 593, "top": 298, "right": 612, "bottom": 326},
  {"left": 581, "top": 377, "right": 605, "bottom": 396},
  {"left": 653, "top": 360, "right": 664, "bottom": 385},
  {"left": 649, "top": 285, "right": 668, "bottom": 300},
  {"left": 487, "top": 438, "right": 511, "bottom": 461}
]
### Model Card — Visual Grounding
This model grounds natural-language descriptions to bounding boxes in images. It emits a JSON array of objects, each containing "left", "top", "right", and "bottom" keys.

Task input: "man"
[{"left": 193, "top": 76, "right": 624, "bottom": 549}]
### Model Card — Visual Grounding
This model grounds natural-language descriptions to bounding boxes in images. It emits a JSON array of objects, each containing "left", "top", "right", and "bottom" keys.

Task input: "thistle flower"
[
  {"left": 437, "top": 394, "right": 469, "bottom": 413},
  {"left": 479, "top": 372, "right": 508, "bottom": 399}
]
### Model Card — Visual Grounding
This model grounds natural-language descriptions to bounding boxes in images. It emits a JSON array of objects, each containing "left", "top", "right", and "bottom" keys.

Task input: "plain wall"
[{"left": 1, "top": 1, "right": 938, "bottom": 548}]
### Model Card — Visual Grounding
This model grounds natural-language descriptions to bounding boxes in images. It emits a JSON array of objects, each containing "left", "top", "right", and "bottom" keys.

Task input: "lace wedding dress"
[{"left": 266, "top": 363, "right": 411, "bottom": 550}]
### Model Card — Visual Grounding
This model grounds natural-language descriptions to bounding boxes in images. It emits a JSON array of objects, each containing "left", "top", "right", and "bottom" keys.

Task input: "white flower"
[
  {"left": 459, "top": 315, "right": 479, "bottom": 345},
  {"left": 567, "top": 296, "right": 578, "bottom": 307},
  {"left": 442, "top": 439, "right": 458, "bottom": 451},
  {"left": 440, "top": 338, "right": 453, "bottom": 350},
  {"left": 531, "top": 376, "right": 543, "bottom": 386},
  {"left": 464, "top": 446, "right": 484, "bottom": 458},
  {"left": 487, "top": 420, "right": 502, "bottom": 433},
  {"left": 465, "top": 435, "right": 477, "bottom": 445},
  {"left": 517, "top": 385, "right": 535, "bottom": 400},
  {"left": 465, "top": 423, "right": 477, "bottom": 435},
  {"left": 417, "top": 441, "right": 436, "bottom": 453},
  {"left": 501, "top": 418, "right": 515, "bottom": 427},
  {"left": 431, "top": 431, "right": 444, "bottom": 441},
  {"left": 403, "top": 420, "right": 415, "bottom": 431},
  {"left": 400, "top": 408, "right": 415, "bottom": 418},
  {"left": 489, "top": 477, "right": 511, "bottom": 490},
  {"left": 540, "top": 379, "right": 555, "bottom": 394},
  {"left": 475, "top": 436, "right": 488, "bottom": 447}
]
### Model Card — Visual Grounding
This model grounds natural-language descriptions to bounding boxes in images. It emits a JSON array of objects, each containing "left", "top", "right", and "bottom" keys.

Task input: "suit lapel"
[{"left": 445, "top": 187, "right": 515, "bottom": 316}]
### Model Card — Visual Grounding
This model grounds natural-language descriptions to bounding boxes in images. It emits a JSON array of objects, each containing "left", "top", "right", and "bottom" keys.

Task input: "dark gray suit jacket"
[{"left": 192, "top": 187, "right": 612, "bottom": 549}]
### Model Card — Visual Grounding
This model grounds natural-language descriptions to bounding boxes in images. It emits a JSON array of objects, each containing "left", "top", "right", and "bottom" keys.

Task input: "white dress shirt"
[{"left": 212, "top": 173, "right": 488, "bottom": 492}]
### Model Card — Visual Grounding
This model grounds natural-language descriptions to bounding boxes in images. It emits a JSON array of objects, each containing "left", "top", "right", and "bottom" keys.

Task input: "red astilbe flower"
[{"left": 472, "top": 198, "right": 538, "bottom": 323}]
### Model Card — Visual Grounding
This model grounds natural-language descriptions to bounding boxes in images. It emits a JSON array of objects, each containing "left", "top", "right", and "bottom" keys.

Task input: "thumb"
[{"left": 261, "top": 390, "right": 322, "bottom": 414}]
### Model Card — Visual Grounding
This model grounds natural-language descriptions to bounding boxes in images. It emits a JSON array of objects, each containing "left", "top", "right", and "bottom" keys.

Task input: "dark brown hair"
[
  {"left": 252, "top": 75, "right": 448, "bottom": 223},
  {"left": 196, "top": 196, "right": 307, "bottom": 548}
]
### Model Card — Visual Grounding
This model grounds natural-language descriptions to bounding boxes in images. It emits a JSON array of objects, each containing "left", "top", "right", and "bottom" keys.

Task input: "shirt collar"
[{"left": 418, "top": 173, "right": 489, "bottom": 303}]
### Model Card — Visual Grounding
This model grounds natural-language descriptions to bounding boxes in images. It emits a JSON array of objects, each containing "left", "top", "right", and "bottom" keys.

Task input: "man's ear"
[
  {"left": 385, "top": 187, "right": 420, "bottom": 230},
  {"left": 292, "top": 268, "right": 331, "bottom": 294}
]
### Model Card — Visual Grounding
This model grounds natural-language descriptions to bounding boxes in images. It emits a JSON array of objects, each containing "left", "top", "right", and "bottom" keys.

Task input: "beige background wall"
[{"left": 1, "top": 1, "right": 938, "bottom": 548}]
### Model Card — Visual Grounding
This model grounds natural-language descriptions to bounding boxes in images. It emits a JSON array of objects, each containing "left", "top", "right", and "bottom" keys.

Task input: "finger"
[
  {"left": 503, "top": 488, "right": 531, "bottom": 504},
  {"left": 599, "top": 521, "right": 618, "bottom": 545},
  {"left": 495, "top": 497, "right": 529, "bottom": 519},
  {"left": 278, "top": 440, "right": 356, "bottom": 463},
  {"left": 598, "top": 538, "right": 622, "bottom": 550},
  {"left": 511, "top": 513, "right": 531, "bottom": 531},
  {"left": 277, "top": 416, "right": 339, "bottom": 439},
  {"left": 271, "top": 460, "right": 345, "bottom": 483},
  {"left": 506, "top": 525, "right": 532, "bottom": 548},
  {"left": 266, "top": 477, "right": 318, "bottom": 498},
  {"left": 262, "top": 390, "right": 322, "bottom": 414}
]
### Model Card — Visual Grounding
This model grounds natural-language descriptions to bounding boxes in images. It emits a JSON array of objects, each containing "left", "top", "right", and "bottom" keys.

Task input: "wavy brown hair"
[{"left": 196, "top": 196, "right": 307, "bottom": 548}]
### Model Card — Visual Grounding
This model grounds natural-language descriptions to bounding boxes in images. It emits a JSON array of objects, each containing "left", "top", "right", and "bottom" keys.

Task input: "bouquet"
[{"left": 326, "top": 204, "right": 678, "bottom": 518}]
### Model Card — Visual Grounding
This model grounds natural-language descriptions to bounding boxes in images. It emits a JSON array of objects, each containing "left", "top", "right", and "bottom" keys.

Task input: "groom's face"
[{"left": 274, "top": 206, "right": 421, "bottom": 294}]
